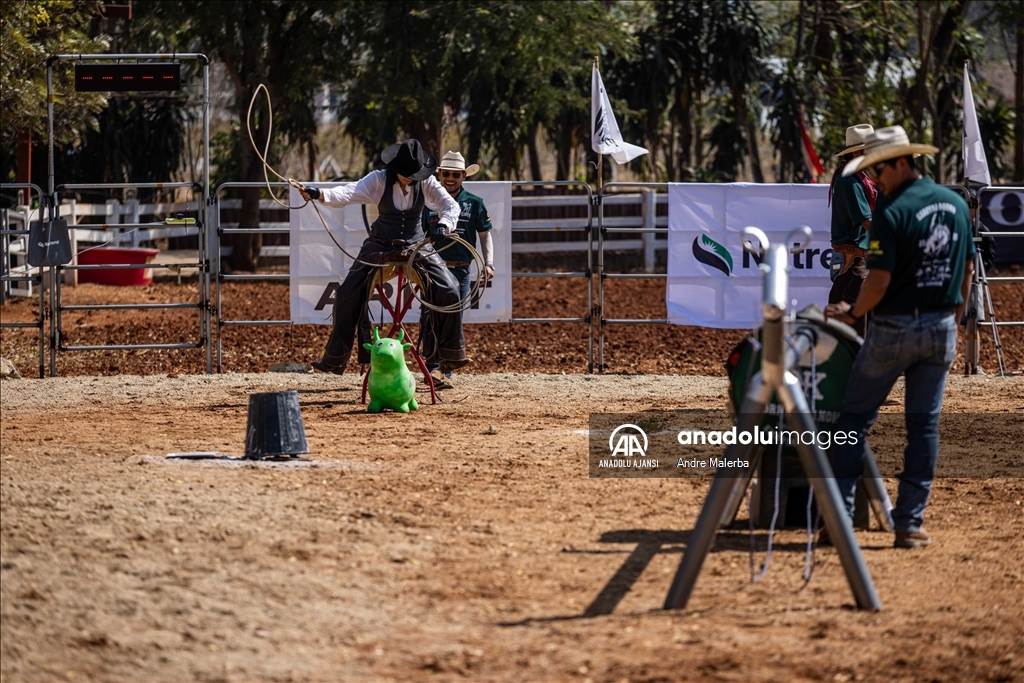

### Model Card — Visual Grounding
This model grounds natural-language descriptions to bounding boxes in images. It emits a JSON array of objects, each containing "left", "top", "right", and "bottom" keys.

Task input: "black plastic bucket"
[{"left": 244, "top": 390, "right": 310, "bottom": 459}]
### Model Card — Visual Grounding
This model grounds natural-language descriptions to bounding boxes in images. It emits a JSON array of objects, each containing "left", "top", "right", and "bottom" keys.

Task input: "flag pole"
[
  {"left": 595, "top": 55, "right": 603, "bottom": 195},
  {"left": 962, "top": 60, "right": 969, "bottom": 188},
  {"left": 592, "top": 54, "right": 603, "bottom": 373}
]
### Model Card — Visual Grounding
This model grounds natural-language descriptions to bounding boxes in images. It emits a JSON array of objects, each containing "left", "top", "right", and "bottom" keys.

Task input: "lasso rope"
[{"left": 246, "top": 83, "right": 487, "bottom": 314}]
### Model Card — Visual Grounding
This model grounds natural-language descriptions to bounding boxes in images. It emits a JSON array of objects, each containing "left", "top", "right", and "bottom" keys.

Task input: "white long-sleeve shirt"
[{"left": 317, "top": 169, "right": 460, "bottom": 233}]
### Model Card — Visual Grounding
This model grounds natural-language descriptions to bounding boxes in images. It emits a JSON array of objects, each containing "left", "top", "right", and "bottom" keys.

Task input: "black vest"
[{"left": 372, "top": 170, "right": 425, "bottom": 244}]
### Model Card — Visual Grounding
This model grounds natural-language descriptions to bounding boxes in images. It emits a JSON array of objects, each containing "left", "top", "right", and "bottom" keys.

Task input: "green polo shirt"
[
  {"left": 867, "top": 177, "right": 976, "bottom": 310},
  {"left": 422, "top": 187, "right": 493, "bottom": 263},
  {"left": 830, "top": 173, "right": 871, "bottom": 248}
]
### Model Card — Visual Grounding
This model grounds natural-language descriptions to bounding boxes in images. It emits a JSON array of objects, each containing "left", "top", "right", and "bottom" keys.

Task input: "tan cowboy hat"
[
  {"left": 438, "top": 150, "right": 480, "bottom": 177},
  {"left": 833, "top": 124, "right": 874, "bottom": 158},
  {"left": 842, "top": 125, "right": 938, "bottom": 177}
]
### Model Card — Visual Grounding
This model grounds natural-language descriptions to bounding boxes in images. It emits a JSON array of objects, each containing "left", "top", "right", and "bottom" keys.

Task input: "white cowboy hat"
[
  {"left": 833, "top": 124, "right": 874, "bottom": 158},
  {"left": 438, "top": 150, "right": 480, "bottom": 177},
  {"left": 843, "top": 125, "right": 938, "bottom": 177}
]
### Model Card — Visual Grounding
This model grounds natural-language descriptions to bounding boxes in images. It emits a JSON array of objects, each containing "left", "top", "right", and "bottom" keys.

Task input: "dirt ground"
[
  {"left": 1, "top": 273, "right": 1023, "bottom": 682},
  {"left": 1, "top": 371, "right": 1022, "bottom": 683}
]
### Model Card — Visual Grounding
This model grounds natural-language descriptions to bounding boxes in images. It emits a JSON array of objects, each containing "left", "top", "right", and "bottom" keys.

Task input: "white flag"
[
  {"left": 962, "top": 62, "right": 991, "bottom": 186},
  {"left": 591, "top": 64, "right": 648, "bottom": 165}
]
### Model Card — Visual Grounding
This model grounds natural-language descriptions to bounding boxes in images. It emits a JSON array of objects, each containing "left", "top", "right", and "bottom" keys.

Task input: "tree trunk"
[
  {"left": 232, "top": 90, "right": 269, "bottom": 273},
  {"left": 307, "top": 139, "right": 316, "bottom": 180},
  {"left": 1016, "top": 12, "right": 1024, "bottom": 182},
  {"left": 527, "top": 122, "right": 543, "bottom": 181},
  {"left": 746, "top": 117, "right": 764, "bottom": 183},
  {"left": 554, "top": 114, "right": 571, "bottom": 180},
  {"left": 677, "top": 79, "right": 693, "bottom": 179}
]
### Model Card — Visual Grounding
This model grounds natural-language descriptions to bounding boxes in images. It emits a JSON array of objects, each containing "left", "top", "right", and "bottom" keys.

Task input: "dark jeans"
[
  {"left": 829, "top": 311, "right": 957, "bottom": 532},
  {"left": 321, "top": 239, "right": 465, "bottom": 367},
  {"left": 424, "top": 265, "right": 471, "bottom": 373},
  {"left": 829, "top": 255, "right": 867, "bottom": 336}
]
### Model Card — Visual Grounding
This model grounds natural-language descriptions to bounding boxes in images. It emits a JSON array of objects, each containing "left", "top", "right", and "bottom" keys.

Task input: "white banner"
[
  {"left": 667, "top": 183, "right": 833, "bottom": 328},
  {"left": 289, "top": 182, "right": 512, "bottom": 325}
]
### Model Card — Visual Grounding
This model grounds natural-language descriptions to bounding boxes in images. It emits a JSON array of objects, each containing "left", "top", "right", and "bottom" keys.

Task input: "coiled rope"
[{"left": 245, "top": 83, "right": 487, "bottom": 313}]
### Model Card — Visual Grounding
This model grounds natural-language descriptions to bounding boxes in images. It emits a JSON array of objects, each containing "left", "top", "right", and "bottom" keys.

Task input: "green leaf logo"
[{"left": 692, "top": 234, "right": 733, "bottom": 276}]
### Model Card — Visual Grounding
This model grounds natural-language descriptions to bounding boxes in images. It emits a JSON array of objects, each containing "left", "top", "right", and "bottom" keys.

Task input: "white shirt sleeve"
[
  {"left": 421, "top": 175, "right": 461, "bottom": 233},
  {"left": 317, "top": 170, "right": 386, "bottom": 207}
]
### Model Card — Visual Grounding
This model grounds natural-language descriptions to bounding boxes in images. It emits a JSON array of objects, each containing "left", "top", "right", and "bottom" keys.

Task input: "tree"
[
  {"left": 706, "top": 0, "right": 768, "bottom": 182},
  {"left": 607, "top": 0, "right": 709, "bottom": 181},
  {"left": 153, "top": 0, "right": 355, "bottom": 271},
  {"left": 986, "top": 0, "right": 1023, "bottom": 181},
  {"left": 55, "top": 5, "right": 191, "bottom": 192},
  {"left": 338, "top": 1, "right": 629, "bottom": 181},
  {"left": 0, "top": 0, "right": 108, "bottom": 185}
]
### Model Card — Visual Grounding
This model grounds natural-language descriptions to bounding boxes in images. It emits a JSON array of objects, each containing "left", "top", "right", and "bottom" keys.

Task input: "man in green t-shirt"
[
  {"left": 825, "top": 126, "right": 975, "bottom": 550},
  {"left": 827, "top": 124, "right": 877, "bottom": 336},
  {"left": 420, "top": 151, "right": 495, "bottom": 389}
]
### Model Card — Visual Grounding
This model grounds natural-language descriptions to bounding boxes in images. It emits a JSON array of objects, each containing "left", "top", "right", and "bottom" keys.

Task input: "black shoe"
[
  {"left": 894, "top": 530, "right": 932, "bottom": 549},
  {"left": 311, "top": 360, "right": 346, "bottom": 375},
  {"left": 817, "top": 528, "right": 832, "bottom": 547},
  {"left": 440, "top": 357, "right": 472, "bottom": 374}
]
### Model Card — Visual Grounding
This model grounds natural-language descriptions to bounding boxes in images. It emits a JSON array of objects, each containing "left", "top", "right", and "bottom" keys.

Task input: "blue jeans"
[
  {"left": 426, "top": 266, "right": 471, "bottom": 374},
  {"left": 830, "top": 311, "right": 957, "bottom": 531}
]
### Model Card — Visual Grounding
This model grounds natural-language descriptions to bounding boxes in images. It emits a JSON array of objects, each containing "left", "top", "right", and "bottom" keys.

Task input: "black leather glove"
[{"left": 305, "top": 186, "right": 321, "bottom": 200}]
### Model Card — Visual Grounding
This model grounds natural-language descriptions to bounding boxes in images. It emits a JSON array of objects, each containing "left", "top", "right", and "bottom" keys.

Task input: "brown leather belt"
[
  {"left": 444, "top": 260, "right": 471, "bottom": 267},
  {"left": 831, "top": 243, "right": 866, "bottom": 257}
]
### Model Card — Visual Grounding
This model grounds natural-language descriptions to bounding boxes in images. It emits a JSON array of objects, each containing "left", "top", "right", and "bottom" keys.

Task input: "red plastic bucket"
[{"left": 76, "top": 247, "right": 160, "bottom": 286}]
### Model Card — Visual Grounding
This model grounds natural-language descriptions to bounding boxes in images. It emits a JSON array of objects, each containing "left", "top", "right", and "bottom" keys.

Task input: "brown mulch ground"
[{"left": 1, "top": 269, "right": 1021, "bottom": 378}]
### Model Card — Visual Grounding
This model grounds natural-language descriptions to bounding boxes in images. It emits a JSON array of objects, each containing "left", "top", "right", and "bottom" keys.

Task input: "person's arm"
[
  {"left": 955, "top": 257, "right": 975, "bottom": 324},
  {"left": 825, "top": 269, "right": 891, "bottom": 324},
  {"left": 845, "top": 182, "right": 871, "bottom": 227},
  {"left": 826, "top": 204, "right": 895, "bottom": 324},
  {"left": 299, "top": 170, "right": 384, "bottom": 207},
  {"left": 421, "top": 176, "right": 460, "bottom": 232},
  {"left": 477, "top": 200, "right": 494, "bottom": 277},
  {"left": 479, "top": 230, "right": 494, "bottom": 278}
]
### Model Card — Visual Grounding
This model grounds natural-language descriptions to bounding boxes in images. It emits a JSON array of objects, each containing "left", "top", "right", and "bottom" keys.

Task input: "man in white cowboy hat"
[
  {"left": 419, "top": 150, "right": 495, "bottom": 389},
  {"left": 825, "top": 125, "right": 976, "bottom": 549},
  {"left": 827, "top": 123, "right": 878, "bottom": 336},
  {"left": 299, "top": 139, "right": 470, "bottom": 376}
]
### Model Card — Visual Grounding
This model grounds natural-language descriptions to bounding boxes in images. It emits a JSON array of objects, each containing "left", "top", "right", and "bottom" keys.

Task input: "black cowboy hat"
[{"left": 380, "top": 139, "right": 436, "bottom": 181}]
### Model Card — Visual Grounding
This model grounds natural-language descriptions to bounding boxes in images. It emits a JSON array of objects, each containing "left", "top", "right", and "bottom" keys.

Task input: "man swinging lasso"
[{"left": 299, "top": 139, "right": 471, "bottom": 375}]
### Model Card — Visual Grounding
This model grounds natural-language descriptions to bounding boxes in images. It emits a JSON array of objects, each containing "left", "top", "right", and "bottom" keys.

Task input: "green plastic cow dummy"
[{"left": 363, "top": 327, "right": 418, "bottom": 413}]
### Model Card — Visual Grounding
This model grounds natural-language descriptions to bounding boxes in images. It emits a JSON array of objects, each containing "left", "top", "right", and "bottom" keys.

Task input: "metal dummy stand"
[
  {"left": 361, "top": 262, "right": 438, "bottom": 405},
  {"left": 963, "top": 195, "right": 1006, "bottom": 376},
  {"left": 664, "top": 226, "right": 882, "bottom": 612}
]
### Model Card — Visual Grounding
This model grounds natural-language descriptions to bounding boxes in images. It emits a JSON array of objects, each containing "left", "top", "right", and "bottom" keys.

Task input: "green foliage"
[
  {"left": 149, "top": 0, "right": 356, "bottom": 175},
  {"left": 3, "top": 0, "right": 1018, "bottom": 190},
  {"left": 52, "top": 4, "right": 194, "bottom": 193},
  {"left": 977, "top": 92, "right": 1015, "bottom": 182},
  {"left": 0, "top": 0, "right": 108, "bottom": 181},
  {"left": 336, "top": 1, "right": 631, "bottom": 180},
  {"left": 58, "top": 96, "right": 187, "bottom": 188}
]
